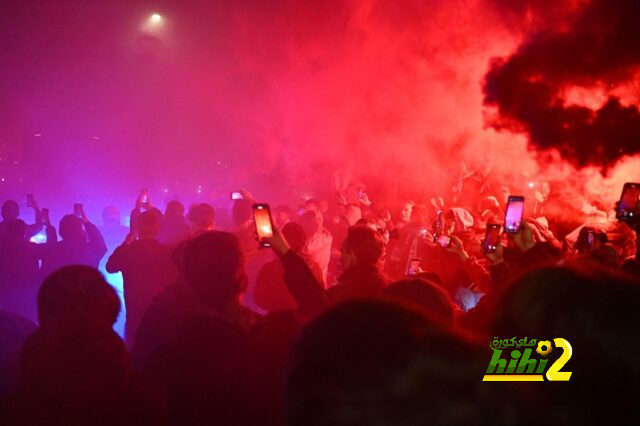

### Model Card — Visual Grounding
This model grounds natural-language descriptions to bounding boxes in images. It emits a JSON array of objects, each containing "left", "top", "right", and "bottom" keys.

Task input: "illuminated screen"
[
  {"left": 618, "top": 185, "right": 640, "bottom": 218},
  {"left": 254, "top": 206, "right": 273, "bottom": 239},
  {"left": 505, "top": 199, "right": 524, "bottom": 232}
]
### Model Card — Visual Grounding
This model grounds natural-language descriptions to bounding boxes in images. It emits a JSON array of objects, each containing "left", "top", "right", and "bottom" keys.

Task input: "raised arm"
[{"left": 266, "top": 226, "right": 330, "bottom": 316}]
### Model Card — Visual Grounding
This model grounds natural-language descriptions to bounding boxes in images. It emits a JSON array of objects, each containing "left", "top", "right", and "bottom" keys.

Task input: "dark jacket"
[
  {"left": 41, "top": 223, "right": 107, "bottom": 277},
  {"left": 106, "top": 238, "right": 178, "bottom": 347}
]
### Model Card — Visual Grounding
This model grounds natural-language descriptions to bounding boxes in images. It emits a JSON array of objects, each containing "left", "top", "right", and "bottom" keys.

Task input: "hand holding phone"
[
  {"left": 253, "top": 204, "right": 274, "bottom": 248},
  {"left": 407, "top": 258, "right": 421, "bottom": 276},
  {"left": 42, "top": 208, "right": 50, "bottom": 226},
  {"left": 482, "top": 224, "right": 501, "bottom": 253},
  {"left": 74, "top": 203, "right": 84, "bottom": 219},
  {"left": 139, "top": 188, "right": 150, "bottom": 208},
  {"left": 616, "top": 182, "right": 640, "bottom": 222},
  {"left": 504, "top": 195, "right": 525, "bottom": 233},
  {"left": 434, "top": 234, "right": 451, "bottom": 248},
  {"left": 507, "top": 220, "right": 535, "bottom": 252}
]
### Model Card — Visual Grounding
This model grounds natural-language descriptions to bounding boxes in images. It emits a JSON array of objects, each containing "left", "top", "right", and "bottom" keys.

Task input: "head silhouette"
[
  {"left": 101, "top": 206, "right": 121, "bottom": 227},
  {"left": 59, "top": 214, "right": 84, "bottom": 241},
  {"left": 341, "top": 225, "right": 385, "bottom": 269},
  {"left": 136, "top": 210, "right": 161, "bottom": 240},
  {"left": 1, "top": 200, "right": 19, "bottom": 221},
  {"left": 300, "top": 209, "right": 323, "bottom": 236},
  {"left": 282, "top": 222, "right": 307, "bottom": 252},
  {"left": 38, "top": 265, "right": 120, "bottom": 329},
  {"left": 188, "top": 203, "right": 215, "bottom": 232},
  {"left": 286, "top": 299, "right": 498, "bottom": 426},
  {"left": 165, "top": 200, "right": 185, "bottom": 220},
  {"left": 182, "top": 231, "right": 247, "bottom": 310}
]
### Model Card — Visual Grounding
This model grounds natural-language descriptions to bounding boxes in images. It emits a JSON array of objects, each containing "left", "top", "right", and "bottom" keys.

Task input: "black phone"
[
  {"left": 482, "top": 224, "right": 501, "bottom": 253},
  {"left": 407, "top": 258, "right": 421, "bottom": 275},
  {"left": 42, "top": 208, "right": 50, "bottom": 224},
  {"left": 26, "top": 193, "right": 35, "bottom": 207},
  {"left": 74, "top": 203, "right": 83, "bottom": 218},
  {"left": 616, "top": 182, "right": 640, "bottom": 221},
  {"left": 434, "top": 234, "right": 451, "bottom": 248},
  {"left": 504, "top": 195, "right": 525, "bottom": 233},
  {"left": 253, "top": 204, "right": 274, "bottom": 248},
  {"left": 231, "top": 191, "right": 243, "bottom": 200}
]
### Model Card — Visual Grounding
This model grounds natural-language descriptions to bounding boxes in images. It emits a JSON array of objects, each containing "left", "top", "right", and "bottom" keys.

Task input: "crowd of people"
[{"left": 0, "top": 174, "right": 639, "bottom": 425}]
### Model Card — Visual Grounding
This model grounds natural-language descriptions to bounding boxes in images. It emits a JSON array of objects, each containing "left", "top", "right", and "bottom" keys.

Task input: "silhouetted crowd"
[{"left": 1, "top": 179, "right": 639, "bottom": 425}]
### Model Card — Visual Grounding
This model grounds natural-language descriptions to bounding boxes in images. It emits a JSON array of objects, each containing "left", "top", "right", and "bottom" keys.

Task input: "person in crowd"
[
  {"left": 0, "top": 220, "right": 41, "bottom": 321},
  {"left": 492, "top": 265, "right": 640, "bottom": 423},
  {"left": 186, "top": 202, "right": 215, "bottom": 236},
  {"left": 0, "top": 311, "right": 37, "bottom": 401},
  {"left": 285, "top": 299, "right": 512, "bottom": 426},
  {"left": 106, "top": 210, "right": 178, "bottom": 348},
  {"left": 382, "top": 277, "right": 456, "bottom": 323},
  {"left": 254, "top": 222, "right": 323, "bottom": 312},
  {"left": 100, "top": 205, "right": 129, "bottom": 251},
  {"left": 2, "top": 266, "right": 147, "bottom": 425},
  {"left": 40, "top": 212, "right": 107, "bottom": 278},
  {"left": 299, "top": 210, "right": 333, "bottom": 287},
  {"left": 0, "top": 198, "right": 42, "bottom": 240},
  {"left": 263, "top": 224, "right": 387, "bottom": 316},
  {"left": 385, "top": 203, "right": 430, "bottom": 279},
  {"left": 132, "top": 231, "right": 258, "bottom": 370},
  {"left": 395, "top": 200, "right": 415, "bottom": 231},
  {"left": 157, "top": 200, "right": 191, "bottom": 247},
  {"left": 272, "top": 204, "right": 292, "bottom": 229}
]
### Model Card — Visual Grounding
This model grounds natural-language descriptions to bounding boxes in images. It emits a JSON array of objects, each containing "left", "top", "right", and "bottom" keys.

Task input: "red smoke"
[{"left": 0, "top": 0, "right": 637, "bottom": 214}]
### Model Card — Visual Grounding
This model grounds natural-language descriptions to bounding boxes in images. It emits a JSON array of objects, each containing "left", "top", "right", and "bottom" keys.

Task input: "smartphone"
[
  {"left": 504, "top": 195, "right": 525, "bottom": 233},
  {"left": 253, "top": 203, "right": 274, "bottom": 248},
  {"left": 231, "top": 191, "right": 243, "bottom": 200},
  {"left": 435, "top": 210, "right": 444, "bottom": 233},
  {"left": 26, "top": 193, "right": 35, "bottom": 207},
  {"left": 140, "top": 188, "right": 149, "bottom": 205},
  {"left": 616, "top": 182, "right": 640, "bottom": 220},
  {"left": 74, "top": 203, "right": 83, "bottom": 218},
  {"left": 435, "top": 234, "right": 451, "bottom": 248},
  {"left": 407, "top": 258, "right": 421, "bottom": 276},
  {"left": 482, "top": 224, "right": 501, "bottom": 253},
  {"left": 586, "top": 230, "right": 595, "bottom": 249},
  {"left": 42, "top": 208, "right": 50, "bottom": 224}
]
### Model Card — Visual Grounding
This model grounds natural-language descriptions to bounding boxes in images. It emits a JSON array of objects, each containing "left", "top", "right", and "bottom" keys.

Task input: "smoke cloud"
[{"left": 484, "top": 0, "right": 640, "bottom": 169}]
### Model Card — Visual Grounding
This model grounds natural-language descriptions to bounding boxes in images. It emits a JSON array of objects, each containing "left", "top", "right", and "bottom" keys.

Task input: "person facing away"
[
  {"left": 6, "top": 265, "right": 132, "bottom": 425},
  {"left": 106, "top": 210, "right": 178, "bottom": 348},
  {"left": 170, "top": 202, "right": 215, "bottom": 271},
  {"left": 99, "top": 205, "right": 129, "bottom": 252},
  {"left": 0, "top": 219, "right": 41, "bottom": 321},
  {"left": 254, "top": 222, "right": 323, "bottom": 312},
  {"left": 157, "top": 200, "right": 191, "bottom": 247},
  {"left": 132, "top": 231, "right": 259, "bottom": 370},
  {"left": 328, "top": 224, "right": 388, "bottom": 303},
  {"left": 0, "top": 198, "right": 42, "bottom": 241},
  {"left": 40, "top": 213, "right": 107, "bottom": 278}
]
